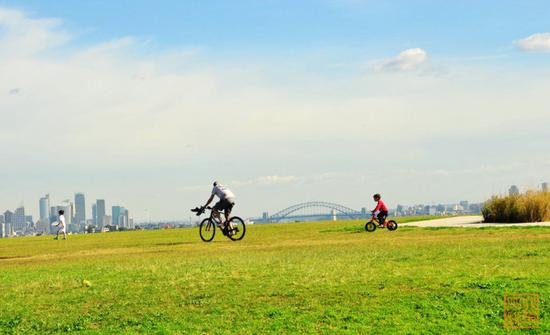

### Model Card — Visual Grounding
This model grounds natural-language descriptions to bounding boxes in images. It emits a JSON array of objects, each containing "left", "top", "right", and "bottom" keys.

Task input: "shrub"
[{"left": 482, "top": 190, "right": 550, "bottom": 223}]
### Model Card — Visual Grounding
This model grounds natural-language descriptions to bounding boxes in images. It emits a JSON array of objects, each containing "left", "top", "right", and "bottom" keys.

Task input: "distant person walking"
[
  {"left": 203, "top": 181, "right": 236, "bottom": 228},
  {"left": 54, "top": 209, "right": 67, "bottom": 240},
  {"left": 371, "top": 193, "right": 389, "bottom": 227}
]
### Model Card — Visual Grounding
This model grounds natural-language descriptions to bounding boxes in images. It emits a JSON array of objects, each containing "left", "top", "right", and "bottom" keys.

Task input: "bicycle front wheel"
[
  {"left": 227, "top": 217, "right": 246, "bottom": 241},
  {"left": 365, "top": 221, "right": 377, "bottom": 232},
  {"left": 199, "top": 218, "right": 216, "bottom": 242}
]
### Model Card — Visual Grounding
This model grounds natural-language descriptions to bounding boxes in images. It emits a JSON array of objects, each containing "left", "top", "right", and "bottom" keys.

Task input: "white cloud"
[
  {"left": 516, "top": 33, "right": 550, "bottom": 52},
  {"left": 373, "top": 48, "right": 428, "bottom": 72},
  {"left": 232, "top": 176, "right": 299, "bottom": 187},
  {"left": 0, "top": 7, "right": 70, "bottom": 57}
]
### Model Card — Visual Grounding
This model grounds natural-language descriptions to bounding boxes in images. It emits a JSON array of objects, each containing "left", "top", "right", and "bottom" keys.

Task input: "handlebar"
[{"left": 190, "top": 206, "right": 213, "bottom": 216}]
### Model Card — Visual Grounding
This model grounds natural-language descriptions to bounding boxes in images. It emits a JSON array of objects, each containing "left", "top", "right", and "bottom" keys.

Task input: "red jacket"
[{"left": 374, "top": 200, "right": 388, "bottom": 213}]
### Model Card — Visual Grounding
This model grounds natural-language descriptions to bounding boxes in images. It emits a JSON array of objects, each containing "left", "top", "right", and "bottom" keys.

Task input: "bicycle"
[
  {"left": 191, "top": 206, "right": 246, "bottom": 242},
  {"left": 365, "top": 214, "right": 398, "bottom": 232}
]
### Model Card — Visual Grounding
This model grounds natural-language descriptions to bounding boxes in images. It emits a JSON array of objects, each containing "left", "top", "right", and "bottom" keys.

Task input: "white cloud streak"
[
  {"left": 0, "top": 7, "right": 71, "bottom": 57},
  {"left": 516, "top": 33, "right": 550, "bottom": 52},
  {"left": 373, "top": 48, "right": 428, "bottom": 72},
  {"left": 232, "top": 175, "right": 299, "bottom": 187}
]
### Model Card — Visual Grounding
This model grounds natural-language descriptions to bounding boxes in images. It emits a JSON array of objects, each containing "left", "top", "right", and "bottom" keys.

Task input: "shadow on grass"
[
  {"left": 320, "top": 225, "right": 418, "bottom": 234},
  {"left": 154, "top": 242, "right": 196, "bottom": 246},
  {"left": 0, "top": 255, "right": 31, "bottom": 260}
]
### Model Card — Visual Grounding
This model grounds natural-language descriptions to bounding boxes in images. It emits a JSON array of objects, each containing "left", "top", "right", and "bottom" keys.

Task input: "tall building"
[
  {"left": 0, "top": 215, "right": 5, "bottom": 238},
  {"left": 112, "top": 206, "right": 125, "bottom": 225},
  {"left": 13, "top": 206, "right": 26, "bottom": 232},
  {"left": 509, "top": 185, "right": 520, "bottom": 196},
  {"left": 122, "top": 209, "right": 129, "bottom": 228},
  {"left": 118, "top": 213, "right": 128, "bottom": 228},
  {"left": 92, "top": 203, "right": 97, "bottom": 226},
  {"left": 103, "top": 215, "right": 111, "bottom": 228},
  {"left": 4, "top": 210, "right": 13, "bottom": 237},
  {"left": 96, "top": 200, "right": 106, "bottom": 229},
  {"left": 39, "top": 194, "right": 50, "bottom": 221},
  {"left": 542, "top": 182, "right": 548, "bottom": 192},
  {"left": 3, "top": 210, "right": 13, "bottom": 226},
  {"left": 75, "top": 193, "right": 86, "bottom": 225},
  {"left": 49, "top": 207, "right": 59, "bottom": 234}
]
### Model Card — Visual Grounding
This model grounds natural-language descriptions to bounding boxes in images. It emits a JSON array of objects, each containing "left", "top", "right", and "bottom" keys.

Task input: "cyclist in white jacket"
[{"left": 203, "top": 181, "right": 235, "bottom": 227}]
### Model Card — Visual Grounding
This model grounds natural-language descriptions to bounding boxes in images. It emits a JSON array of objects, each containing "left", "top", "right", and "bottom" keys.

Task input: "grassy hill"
[{"left": 0, "top": 219, "right": 548, "bottom": 334}]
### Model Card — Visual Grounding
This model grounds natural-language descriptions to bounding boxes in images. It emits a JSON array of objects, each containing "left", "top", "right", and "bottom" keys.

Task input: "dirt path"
[{"left": 403, "top": 215, "right": 550, "bottom": 228}]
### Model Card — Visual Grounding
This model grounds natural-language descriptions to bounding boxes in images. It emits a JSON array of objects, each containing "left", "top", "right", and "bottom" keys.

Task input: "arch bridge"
[{"left": 267, "top": 201, "right": 364, "bottom": 223}]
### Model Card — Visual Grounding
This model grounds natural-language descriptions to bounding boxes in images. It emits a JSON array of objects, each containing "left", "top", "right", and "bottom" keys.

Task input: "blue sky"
[
  {"left": 2, "top": 1, "right": 549, "bottom": 56},
  {"left": 1, "top": 1, "right": 549, "bottom": 220}
]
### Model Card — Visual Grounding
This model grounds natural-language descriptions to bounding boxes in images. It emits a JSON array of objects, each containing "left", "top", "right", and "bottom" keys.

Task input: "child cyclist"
[{"left": 371, "top": 193, "right": 389, "bottom": 227}]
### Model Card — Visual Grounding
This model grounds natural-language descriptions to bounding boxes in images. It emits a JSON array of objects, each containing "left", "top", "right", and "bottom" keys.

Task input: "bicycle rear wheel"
[
  {"left": 199, "top": 218, "right": 216, "bottom": 242},
  {"left": 227, "top": 217, "right": 246, "bottom": 241},
  {"left": 387, "top": 220, "right": 398, "bottom": 231}
]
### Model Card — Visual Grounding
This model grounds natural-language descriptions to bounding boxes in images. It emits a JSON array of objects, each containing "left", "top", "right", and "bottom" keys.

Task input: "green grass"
[
  {"left": 0, "top": 218, "right": 548, "bottom": 334},
  {"left": 319, "top": 215, "right": 453, "bottom": 233}
]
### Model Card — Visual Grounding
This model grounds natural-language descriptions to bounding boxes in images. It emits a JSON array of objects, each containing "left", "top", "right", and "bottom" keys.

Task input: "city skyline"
[
  {"left": 0, "top": 192, "right": 134, "bottom": 237},
  {"left": 1, "top": 2, "right": 550, "bottom": 220},
  {"left": 1, "top": 181, "right": 548, "bottom": 237},
  {"left": 2, "top": 182, "right": 549, "bottom": 223}
]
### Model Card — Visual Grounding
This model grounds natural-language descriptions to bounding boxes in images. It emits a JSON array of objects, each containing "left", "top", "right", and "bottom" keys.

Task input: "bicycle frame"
[{"left": 370, "top": 215, "right": 388, "bottom": 227}]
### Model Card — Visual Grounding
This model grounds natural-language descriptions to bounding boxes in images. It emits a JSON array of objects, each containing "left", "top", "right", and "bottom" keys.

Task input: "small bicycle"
[
  {"left": 365, "top": 214, "right": 398, "bottom": 232},
  {"left": 191, "top": 206, "right": 246, "bottom": 242}
]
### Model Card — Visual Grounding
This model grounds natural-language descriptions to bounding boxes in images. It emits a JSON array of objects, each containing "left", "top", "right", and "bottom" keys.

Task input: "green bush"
[{"left": 482, "top": 190, "right": 550, "bottom": 222}]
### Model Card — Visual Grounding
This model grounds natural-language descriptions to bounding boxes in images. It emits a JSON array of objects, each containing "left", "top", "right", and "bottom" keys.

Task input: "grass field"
[{"left": 0, "top": 218, "right": 548, "bottom": 334}]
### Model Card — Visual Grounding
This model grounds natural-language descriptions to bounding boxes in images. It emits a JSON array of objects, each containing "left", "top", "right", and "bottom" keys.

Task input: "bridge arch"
[{"left": 268, "top": 201, "right": 362, "bottom": 222}]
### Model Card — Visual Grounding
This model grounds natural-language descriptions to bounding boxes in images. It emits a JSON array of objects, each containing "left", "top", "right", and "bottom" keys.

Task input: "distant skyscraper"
[
  {"left": 0, "top": 215, "right": 5, "bottom": 238},
  {"left": 75, "top": 193, "right": 86, "bottom": 224},
  {"left": 509, "top": 185, "right": 520, "bottom": 196},
  {"left": 96, "top": 200, "right": 106, "bottom": 228},
  {"left": 542, "top": 182, "right": 548, "bottom": 192},
  {"left": 118, "top": 213, "right": 128, "bottom": 228},
  {"left": 112, "top": 206, "right": 125, "bottom": 225},
  {"left": 103, "top": 215, "right": 111, "bottom": 228},
  {"left": 92, "top": 203, "right": 97, "bottom": 225},
  {"left": 13, "top": 206, "right": 26, "bottom": 232},
  {"left": 3, "top": 210, "right": 13, "bottom": 225},
  {"left": 39, "top": 194, "right": 50, "bottom": 221}
]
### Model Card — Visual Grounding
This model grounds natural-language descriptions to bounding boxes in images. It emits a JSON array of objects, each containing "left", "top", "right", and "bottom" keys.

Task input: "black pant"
[{"left": 377, "top": 211, "right": 388, "bottom": 225}]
